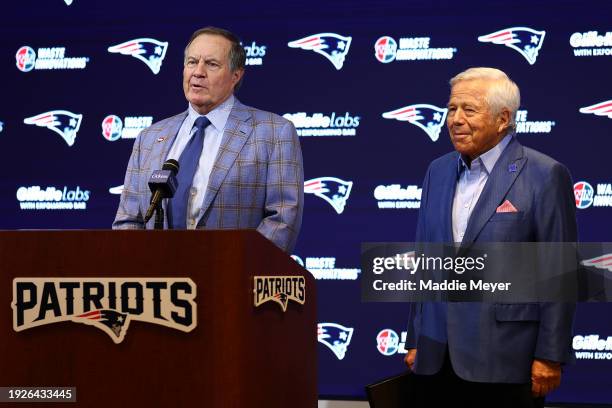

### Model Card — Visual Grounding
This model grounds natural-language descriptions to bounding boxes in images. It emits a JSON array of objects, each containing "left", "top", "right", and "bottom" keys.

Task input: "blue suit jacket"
[
  {"left": 112, "top": 98, "right": 304, "bottom": 253},
  {"left": 406, "top": 136, "right": 577, "bottom": 383}
]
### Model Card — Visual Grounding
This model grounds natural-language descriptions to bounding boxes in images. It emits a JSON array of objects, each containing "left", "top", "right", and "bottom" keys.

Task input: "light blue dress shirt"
[
  {"left": 452, "top": 133, "right": 513, "bottom": 242},
  {"left": 167, "top": 95, "right": 234, "bottom": 229}
]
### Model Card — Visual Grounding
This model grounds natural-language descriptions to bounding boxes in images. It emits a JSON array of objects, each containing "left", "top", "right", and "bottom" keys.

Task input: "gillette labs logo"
[
  {"left": 17, "top": 186, "right": 91, "bottom": 210},
  {"left": 283, "top": 112, "right": 360, "bottom": 136},
  {"left": 242, "top": 41, "right": 267, "bottom": 66},
  {"left": 571, "top": 31, "right": 612, "bottom": 57},
  {"left": 375, "top": 184, "right": 422, "bottom": 209}
]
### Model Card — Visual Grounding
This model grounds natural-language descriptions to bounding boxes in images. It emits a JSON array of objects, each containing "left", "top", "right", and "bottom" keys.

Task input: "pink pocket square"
[{"left": 496, "top": 200, "right": 518, "bottom": 213}]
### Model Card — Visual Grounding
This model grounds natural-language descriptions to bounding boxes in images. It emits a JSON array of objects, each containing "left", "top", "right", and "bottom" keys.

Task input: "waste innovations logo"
[
  {"left": 579, "top": 100, "right": 612, "bottom": 119},
  {"left": 376, "top": 328, "right": 408, "bottom": 356},
  {"left": 375, "top": 184, "right": 422, "bottom": 209},
  {"left": 515, "top": 110, "right": 556, "bottom": 134},
  {"left": 12, "top": 278, "right": 197, "bottom": 344},
  {"left": 283, "top": 112, "right": 360, "bottom": 137},
  {"left": 102, "top": 115, "right": 153, "bottom": 141},
  {"left": 304, "top": 177, "right": 353, "bottom": 214},
  {"left": 374, "top": 35, "right": 457, "bottom": 63},
  {"left": 573, "top": 335, "right": 612, "bottom": 360},
  {"left": 478, "top": 27, "right": 546, "bottom": 65},
  {"left": 16, "top": 45, "right": 90, "bottom": 72},
  {"left": 253, "top": 276, "right": 306, "bottom": 312},
  {"left": 288, "top": 33, "right": 351, "bottom": 70},
  {"left": 574, "top": 181, "right": 594, "bottom": 209},
  {"left": 382, "top": 104, "right": 447, "bottom": 141},
  {"left": 23, "top": 110, "right": 83, "bottom": 146},
  {"left": 318, "top": 323, "right": 354, "bottom": 360},
  {"left": 107, "top": 38, "right": 168, "bottom": 74},
  {"left": 571, "top": 31, "right": 612, "bottom": 57},
  {"left": 574, "top": 181, "right": 612, "bottom": 209},
  {"left": 242, "top": 41, "right": 267, "bottom": 66},
  {"left": 17, "top": 186, "right": 90, "bottom": 210},
  {"left": 291, "top": 255, "right": 360, "bottom": 281}
]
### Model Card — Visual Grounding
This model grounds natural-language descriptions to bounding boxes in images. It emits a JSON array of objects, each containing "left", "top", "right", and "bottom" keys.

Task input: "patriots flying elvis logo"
[
  {"left": 108, "top": 38, "right": 168, "bottom": 74},
  {"left": 304, "top": 177, "right": 353, "bottom": 214},
  {"left": 23, "top": 110, "right": 82, "bottom": 146},
  {"left": 579, "top": 100, "right": 612, "bottom": 119},
  {"left": 288, "top": 33, "right": 352, "bottom": 70},
  {"left": 382, "top": 104, "right": 447, "bottom": 142},
  {"left": 478, "top": 27, "right": 546, "bottom": 65},
  {"left": 77, "top": 309, "right": 129, "bottom": 340},
  {"left": 582, "top": 253, "right": 612, "bottom": 272},
  {"left": 12, "top": 278, "right": 197, "bottom": 344},
  {"left": 318, "top": 322, "right": 354, "bottom": 360}
]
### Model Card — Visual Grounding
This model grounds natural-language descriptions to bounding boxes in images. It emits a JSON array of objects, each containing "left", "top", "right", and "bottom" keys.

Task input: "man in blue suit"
[
  {"left": 113, "top": 27, "right": 303, "bottom": 253},
  {"left": 404, "top": 68, "right": 576, "bottom": 407}
]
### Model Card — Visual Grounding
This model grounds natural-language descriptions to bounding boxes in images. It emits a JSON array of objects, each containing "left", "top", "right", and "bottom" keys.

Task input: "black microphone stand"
[{"left": 153, "top": 202, "right": 165, "bottom": 230}]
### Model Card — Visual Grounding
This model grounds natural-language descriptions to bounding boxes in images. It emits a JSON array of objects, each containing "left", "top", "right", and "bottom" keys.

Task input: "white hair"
[{"left": 449, "top": 67, "right": 521, "bottom": 128}]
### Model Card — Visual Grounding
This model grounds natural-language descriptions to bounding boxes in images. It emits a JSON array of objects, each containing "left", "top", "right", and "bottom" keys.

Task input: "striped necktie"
[{"left": 170, "top": 116, "right": 210, "bottom": 229}]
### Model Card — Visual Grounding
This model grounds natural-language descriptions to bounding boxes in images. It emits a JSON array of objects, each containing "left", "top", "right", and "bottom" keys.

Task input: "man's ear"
[
  {"left": 497, "top": 108, "right": 511, "bottom": 133},
  {"left": 232, "top": 69, "right": 244, "bottom": 87}
]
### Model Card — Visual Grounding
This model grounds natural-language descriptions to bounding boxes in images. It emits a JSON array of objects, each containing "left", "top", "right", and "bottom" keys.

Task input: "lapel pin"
[
  {"left": 508, "top": 163, "right": 518, "bottom": 173},
  {"left": 156, "top": 137, "right": 166, "bottom": 142}
]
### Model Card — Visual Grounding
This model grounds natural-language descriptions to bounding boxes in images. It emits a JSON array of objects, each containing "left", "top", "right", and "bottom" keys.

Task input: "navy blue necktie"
[{"left": 170, "top": 116, "right": 210, "bottom": 229}]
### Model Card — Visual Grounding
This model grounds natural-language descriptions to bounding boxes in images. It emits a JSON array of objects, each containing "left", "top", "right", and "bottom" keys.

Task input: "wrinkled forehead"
[
  {"left": 185, "top": 34, "right": 232, "bottom": 61},
  {"left": 449, "top": 79, "right": 492, "bottom": 105}
]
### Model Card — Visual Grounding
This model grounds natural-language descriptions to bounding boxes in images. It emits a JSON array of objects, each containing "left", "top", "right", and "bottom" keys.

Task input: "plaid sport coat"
[{"left": 112, "top": 98, "right": 304, "bottom": 253}]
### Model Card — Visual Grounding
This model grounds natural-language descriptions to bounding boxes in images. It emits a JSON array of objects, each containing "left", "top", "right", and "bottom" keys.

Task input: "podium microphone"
[{"left": 144, "top": 159, "right": 179, "bottom": 224}]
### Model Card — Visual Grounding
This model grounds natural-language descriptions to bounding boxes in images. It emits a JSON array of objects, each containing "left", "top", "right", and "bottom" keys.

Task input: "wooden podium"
[{"left": 0, "top": 230, "right": 317, "bottom": 407}]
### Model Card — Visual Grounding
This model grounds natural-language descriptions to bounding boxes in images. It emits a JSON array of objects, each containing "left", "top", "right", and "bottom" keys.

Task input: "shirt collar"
[
  {"left": 457, "top": 133, "right": 513, "bottom": 174},
  {"left": 186, "top": 94, "right": 235, "bottom": 133}
]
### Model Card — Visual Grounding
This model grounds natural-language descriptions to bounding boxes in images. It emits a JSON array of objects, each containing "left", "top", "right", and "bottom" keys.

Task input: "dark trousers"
[{"left": 412, "top": 352, "right": 545, "bottom": 408}]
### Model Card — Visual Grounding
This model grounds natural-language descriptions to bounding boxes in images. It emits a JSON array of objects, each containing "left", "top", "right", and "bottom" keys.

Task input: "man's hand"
[
  {"left": 404, "top": 348, "right": 417, "bottom": 371},
  {"left": 531, "top": 359, "right": 561, "bottom": 397}
]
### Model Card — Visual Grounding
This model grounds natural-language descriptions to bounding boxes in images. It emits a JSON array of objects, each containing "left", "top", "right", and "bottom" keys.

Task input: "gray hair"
[
  {"left": 184, "top": 26, "right": 246, "bottom": 91},
  {"left": 449, "top": 67, "right": 521, "bottom": 128}
]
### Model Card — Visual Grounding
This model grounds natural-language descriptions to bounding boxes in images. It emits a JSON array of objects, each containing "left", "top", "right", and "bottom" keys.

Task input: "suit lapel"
[
  {"left": 200, "top": 99, "right": 253, "bottom": 214},
  {"left": 151, "top": 111, "right": 187, "bottom": 170},
  {"left": 142, "top": 112, "right": 186, "bottom": 227},
  {"left": 441, "top": 155, "right": 459, "bottom": 242},
  {"left": 461, "top": 137, "right": 526, "bottom": 245}
]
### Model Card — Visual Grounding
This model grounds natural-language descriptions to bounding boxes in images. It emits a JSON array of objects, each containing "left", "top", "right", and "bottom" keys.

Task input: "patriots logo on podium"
[
  {"left": 288, "top": 33, "right": 352, "bottom": 70},
  {"left": 478, "top": 27, "right": 546, "bottom": 65},
  {"left": 23, "top": 110, "right": 83, "bottom": 146},
  {"left": 579, "top": 100, "right": 612, "bottom": 119},
  {"left": 304, "top": 177, "right": 353, "bottom": 214},
  {"left": 75, "top": 310, "right": 130, "bottom": 342},
  {"left": 318, "top": 322, "right": 354, "bottom": 360},
  {"left": 582, "top": 254, "right": 612, "bottom": 272},
  {"left": 382, "top": 104, "right": 448, "bottom": 142},
  {"left": 108, "top": 38, "right": 169, "bottom": 74}
]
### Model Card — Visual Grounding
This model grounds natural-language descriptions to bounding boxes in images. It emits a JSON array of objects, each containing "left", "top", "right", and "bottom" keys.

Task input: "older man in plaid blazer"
[{"left": 113, "top": 27, "right": 303, "bottom": 253}]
